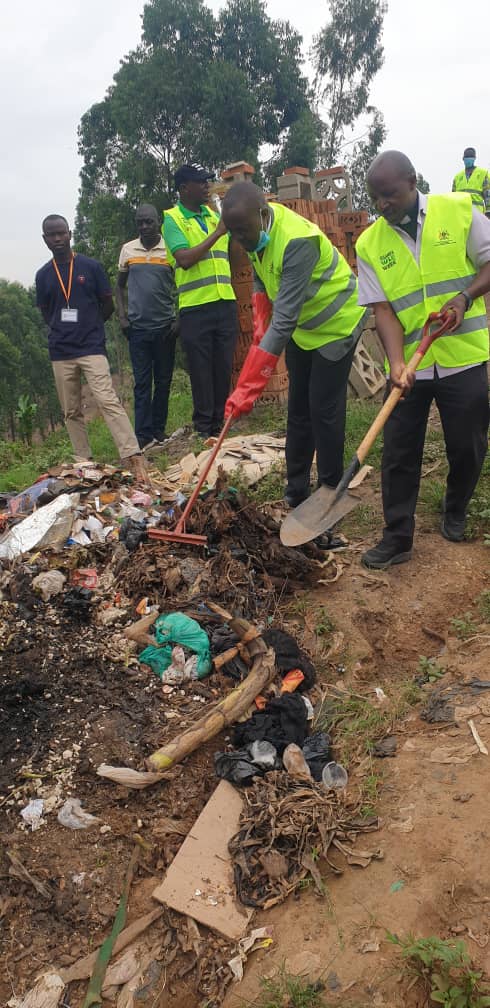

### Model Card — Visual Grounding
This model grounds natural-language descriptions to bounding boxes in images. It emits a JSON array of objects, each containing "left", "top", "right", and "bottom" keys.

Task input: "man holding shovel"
[
  {"left": 221, "top": 182, "right": 367, "bottom": 522},
  {"left": 356, "top": 150, "right": 490, "bottom": 569}
]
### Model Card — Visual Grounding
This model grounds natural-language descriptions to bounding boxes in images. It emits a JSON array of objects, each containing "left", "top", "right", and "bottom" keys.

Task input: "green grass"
[
  {"left": 478, "top": 590, "right": 490, "bottom": 622},
  {"left": 254, "top": 969, "right": 327, "bottom": 1008}
]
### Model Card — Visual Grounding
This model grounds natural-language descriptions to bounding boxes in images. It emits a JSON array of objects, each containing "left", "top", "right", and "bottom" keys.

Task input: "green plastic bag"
[{"left": 139, "top": 612, "right": 211, "bottom": 680}]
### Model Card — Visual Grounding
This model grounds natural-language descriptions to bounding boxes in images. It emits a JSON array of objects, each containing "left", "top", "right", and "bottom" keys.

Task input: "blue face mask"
[
  {"left": 252, "top": 211, "right": 272, "bottom": 253},
  {"left": 464, "top": 157, "right": 475, "bottom": 169},
  {"left": 253, "top": 230, "right": 270, "bottom": 253}
]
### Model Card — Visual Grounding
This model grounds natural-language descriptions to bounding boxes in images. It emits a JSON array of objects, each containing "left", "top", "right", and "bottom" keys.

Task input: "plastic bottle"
[{"left": 322, "top": 761, "right": 348, "bottom": 789}]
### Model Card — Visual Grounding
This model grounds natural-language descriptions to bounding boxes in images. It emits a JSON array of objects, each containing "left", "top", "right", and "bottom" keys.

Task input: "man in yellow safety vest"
[
  {"left": 356, "top": 150, "right": 490, "bottom": 570},
  {"left": 452, "top": 147, "right": 490, "bottom": 216},
  {"left": 221, "top": 181, "right": 367, "bottom": 520},
  {"left": 163, "top": 164, "right": 238, "bottom": 437}
]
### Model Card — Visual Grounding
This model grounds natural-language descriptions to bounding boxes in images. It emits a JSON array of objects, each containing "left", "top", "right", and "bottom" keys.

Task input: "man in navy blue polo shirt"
[{"left": 36, "top": 214, "right": 147, "bottom": 480}]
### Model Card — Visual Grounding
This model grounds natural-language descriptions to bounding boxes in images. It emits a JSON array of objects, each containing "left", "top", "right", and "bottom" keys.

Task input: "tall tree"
[
  {"left": 345, "top": 107, "right": 387, "bottom": 210},
  {"left": 312, "top": 0, "right": 386, "bottom": 169},
  {"left": 0, "top": 281, "right": 60, "bottom": 439},
  {"left": 76, "top": 0, "right": 308, "bottom": 263},
  {"left": 416, "top": 172, "right": 430, "bottom": 194}
]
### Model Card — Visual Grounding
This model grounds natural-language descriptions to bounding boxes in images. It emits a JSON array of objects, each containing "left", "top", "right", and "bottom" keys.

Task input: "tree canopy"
[
  {"left": 76, "top": 0, "right": 389, "bottom": 262},
  {"left": 0, "top": 280, "right": 60, "bottom": 440}
]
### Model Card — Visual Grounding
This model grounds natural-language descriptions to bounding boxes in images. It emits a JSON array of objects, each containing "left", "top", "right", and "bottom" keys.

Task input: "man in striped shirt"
[{"left": 116, "top": 204, "right": 177, "bottom": 451}]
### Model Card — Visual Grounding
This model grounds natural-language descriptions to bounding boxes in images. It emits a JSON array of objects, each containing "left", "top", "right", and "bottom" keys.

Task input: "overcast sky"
[{"left": 1, "top": 0, "right": 487, "bottom": 286}]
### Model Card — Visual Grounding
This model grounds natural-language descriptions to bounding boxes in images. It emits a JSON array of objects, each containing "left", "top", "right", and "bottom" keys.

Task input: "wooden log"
[
  {"left": 97, "top": 605, "right": 276, "bottom": 786},
  {"left": 147, "top": 648, "right": 275, "bottom": 771}
]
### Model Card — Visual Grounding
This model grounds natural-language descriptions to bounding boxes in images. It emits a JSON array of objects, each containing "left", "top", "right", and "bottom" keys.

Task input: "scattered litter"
[
  {"left": 0, "top": 493, "right": 79, "bottom": 559},
  {"left": 32, "top": 570, "right": 66, "bottom": 601},
  {"left": 139, "top": 612, "right": 212, "bottom": 681},
  {"left": 359, "top": 937, "right": 380, "bottom": 953},
  {"left": 374, "top": 687, "right": 388, "bottom": 703},
  {"left": 8, "top": 478, "right": 63, "bottom": 516},
  {"left": 302, "top": 732, "right": 332, "bottom": 781},
  {"left": 229, "top": 772, "right": 379, "bottom": 910},
  {"left": 348, "top": 464, "right": 373, "bottom": 489},
  {"left": 390, "top": 880, "right": 405, "bottom": 893},
  {"left": 61, "top": 586, "right": 93, "bottom": 622},
  {"left": 468, "top": 719, "right": 488, "bottom": 755},
  {"left": 20, "top": 798, "right": 44, "bottom": 831},
  {"left": 215, "top": 743, "right": 277, "bottom": 785},
  {"left": 421, "top": 679, "right": 490, "bottom": 724},
  {"left": 70, "top": 567, "right": 98, "bottom": 589},
  {"left": 119, "top": 517, "right": 148, "bottom": 552},
  {"left": 372, "top": 736, "right": 397, "bottom": 758},
  {"left": 57, "top": 798, "right": 100, "bottom": 830},
  {"left": 283, "top": 743, "right": 312, "bottom": 779},
  {"left": 389, "top": 816, "right": 414, "bottom": 833},
  {"left": 430, "top": 744, "right": 477, "bottom": 765},
  {"left": 233, "top": 693, "right": 308, "bottom": 755},
  {"left": 228, "top": 926, "right": 274, "bottom": 982},
  {"left": 7, "top": 971, "right": 65, "bottom": 1008},
  {"left": 322, "top": 762, "right": 348, "bottom": 789},
  {"left": 153, "top": 780, "right": 253, "bottom": 940}
]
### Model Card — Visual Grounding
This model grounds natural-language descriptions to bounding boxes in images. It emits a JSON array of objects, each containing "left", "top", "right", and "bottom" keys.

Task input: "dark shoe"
[
  {"left": 440, "top": 495, "right": 466, "bottom": 542},
  {"left": 284, "top": 492, "right": 309, "bottom": 509},
  {"left": 441, "top": 514, "right": 466, "bottom": 542},
  {"left": 361, "top": 539, "right": 412, "bottom": 570}
]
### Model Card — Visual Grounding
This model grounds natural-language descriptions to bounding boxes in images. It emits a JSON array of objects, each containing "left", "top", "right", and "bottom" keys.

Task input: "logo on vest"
[
  {"left": 435, "top": 228, "right": 455, "bottom": 246},
  {"left": 379, "top": 250, "right": 396, "bottom": 270}
]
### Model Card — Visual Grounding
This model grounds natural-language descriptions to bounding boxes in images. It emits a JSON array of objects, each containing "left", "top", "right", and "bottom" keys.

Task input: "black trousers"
[
  {"left": 284, "top": 340, "right": 355, "bottom": 502},
  {"left": 381, "top": 363, "right": 489, "bottom": 548},
  {"left": 180, "top": 300, "right": 238, "bottom": 435},
  {"left": 128, "top": 323, "right": 177, "bottom": 447}
]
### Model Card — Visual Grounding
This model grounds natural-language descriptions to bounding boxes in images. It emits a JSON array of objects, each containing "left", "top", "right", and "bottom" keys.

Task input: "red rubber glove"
[
  {"left": 225, "top": 345, "right": 278, "bottom": 418},
  {"left": 252, "top": 291, "right": 272, "bottom": 346}
]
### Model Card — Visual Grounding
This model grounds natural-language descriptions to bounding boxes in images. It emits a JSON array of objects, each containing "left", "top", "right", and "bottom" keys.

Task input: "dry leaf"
[
  {"left": 389, "top": 817, "right": 414, "bottom": 833},
  {"left": 359, "top": 939, "right": 380, "bottom": 953}
]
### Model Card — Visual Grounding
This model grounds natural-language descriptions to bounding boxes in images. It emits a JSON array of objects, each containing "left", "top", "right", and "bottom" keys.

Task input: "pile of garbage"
[{"left": 0, "top": 455, "right": 358, "bottom": 1008}]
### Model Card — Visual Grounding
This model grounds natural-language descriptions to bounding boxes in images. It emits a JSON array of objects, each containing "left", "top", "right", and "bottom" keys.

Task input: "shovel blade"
[{"left": 280, "top": 486, "right": 360, "bottom": 547}]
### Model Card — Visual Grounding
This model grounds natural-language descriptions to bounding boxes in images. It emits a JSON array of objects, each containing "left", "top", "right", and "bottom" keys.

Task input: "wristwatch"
[{"left": 459, "top": 290, "right": 473, "bottom": 311}]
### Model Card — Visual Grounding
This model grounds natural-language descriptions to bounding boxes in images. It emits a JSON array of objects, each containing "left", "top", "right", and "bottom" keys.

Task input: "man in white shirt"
[{"left": 356, "top": 150, "right": 490, "bottom": 569}]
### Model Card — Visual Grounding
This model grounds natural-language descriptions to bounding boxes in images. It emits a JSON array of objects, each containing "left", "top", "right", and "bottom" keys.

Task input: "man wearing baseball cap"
[
  {"left": 453, "top": 147, "right": 490, "bottom": 216},
  {"left": 163, "top": 164, "right": 238, "bottom": 437}
]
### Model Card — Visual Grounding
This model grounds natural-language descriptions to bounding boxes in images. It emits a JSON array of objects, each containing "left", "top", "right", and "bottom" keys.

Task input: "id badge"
[{"left": 61, "top": 308, "right": 78, "bottom": 323}]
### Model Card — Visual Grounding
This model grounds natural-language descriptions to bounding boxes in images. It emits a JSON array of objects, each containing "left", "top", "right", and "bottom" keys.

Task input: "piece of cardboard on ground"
[{"left": 152, "top": 779, "right": 252, "bottom": 941}]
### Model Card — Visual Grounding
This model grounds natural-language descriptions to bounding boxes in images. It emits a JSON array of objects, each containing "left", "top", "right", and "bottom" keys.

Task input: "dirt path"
[{"left": 224, "top": 533, "right": 490, "bottom": 1008}]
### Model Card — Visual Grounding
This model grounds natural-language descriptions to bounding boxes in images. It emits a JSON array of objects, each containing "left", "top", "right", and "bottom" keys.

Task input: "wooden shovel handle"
[{"left": 356, "top": 311, "right": 454, "bottom": 465}]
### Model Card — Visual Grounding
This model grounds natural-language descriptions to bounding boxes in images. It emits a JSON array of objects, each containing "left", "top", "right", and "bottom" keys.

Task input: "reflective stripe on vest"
[
  {"left": 164, "top": 206, "right": 235, "bottom": 308},
  {"left": 355, "top": 192, "right": 489, "bottom": 370},
  {"left": 250, "top": 203, "right": 365, "bottom": 351},
  {"left": 453, "top": 167, "right": 487, "bottom": 211}
]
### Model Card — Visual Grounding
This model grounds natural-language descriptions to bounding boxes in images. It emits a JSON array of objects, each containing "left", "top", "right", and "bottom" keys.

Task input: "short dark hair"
[
  {"left": 42, "top": 214, "right": 69, "bottom": 232},
  {"left": 463, "top": 147, "right": 476, "bottom": 158}
]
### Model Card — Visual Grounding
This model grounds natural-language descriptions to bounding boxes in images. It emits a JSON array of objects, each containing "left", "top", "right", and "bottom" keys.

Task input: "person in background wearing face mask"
[
  {"left": 222, "top": 182, "right": 367, "bottom": 518},
  {"left": 356, "top": 150, "right": 490, "bottom": 570},
  {"left": 453, "top": 147, "right": 490, "bottom": 217},
  {"left": 116, "top": 204, "right": 177, "bottom": 452},
  {"left": 163, "top": 164, "right": 238, "bottom": 438}
]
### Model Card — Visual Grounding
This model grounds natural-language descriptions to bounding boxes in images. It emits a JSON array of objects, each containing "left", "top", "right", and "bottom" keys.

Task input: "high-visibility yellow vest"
[
  {"left": 355, "top": 193, "right": 489, "bottom": 369},
  {"left": 453, "top": 167, "right": 488, "bottom": 212},
  {"left": 164, "top": 205, "right": 235, "bottom": 309},
  {"left": 250, "top": 203, "right": 365, "bottom": 350}
]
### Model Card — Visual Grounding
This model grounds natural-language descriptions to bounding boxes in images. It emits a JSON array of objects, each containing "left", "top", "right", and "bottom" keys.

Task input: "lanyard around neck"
[{"left": 52, "top": 254, "right": 74, "bottom": 306}]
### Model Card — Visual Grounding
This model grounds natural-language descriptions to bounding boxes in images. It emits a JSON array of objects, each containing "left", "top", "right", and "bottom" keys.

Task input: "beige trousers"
[{"left": 52, "top": 355, "right": 139, "bottom": 461}]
